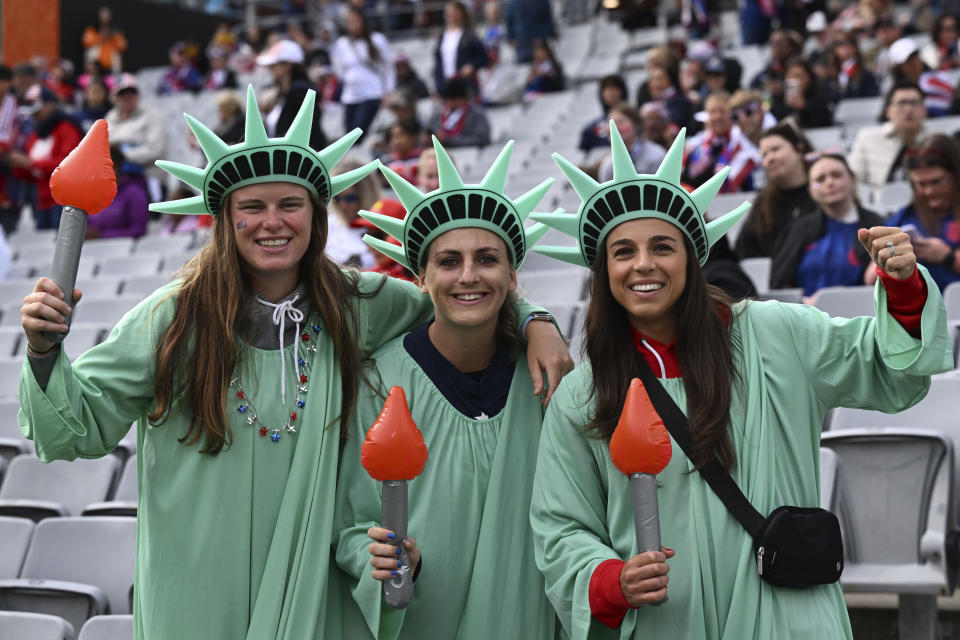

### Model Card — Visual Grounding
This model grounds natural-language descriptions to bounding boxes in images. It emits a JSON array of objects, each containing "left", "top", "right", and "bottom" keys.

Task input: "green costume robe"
[
  {"left": 335, "top": 335, "right": 558, "bottom": 640},
  {"left": 17, "top": 273, "right": 443, "bottom": 640},
  {"left": 530, "top": 270, "right": 953, "bottom": 640}
]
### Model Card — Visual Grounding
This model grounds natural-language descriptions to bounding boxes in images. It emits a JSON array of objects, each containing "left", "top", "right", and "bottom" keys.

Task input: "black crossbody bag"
[{"left": 632, "top": 360, "right": 843, "bottom": 588}]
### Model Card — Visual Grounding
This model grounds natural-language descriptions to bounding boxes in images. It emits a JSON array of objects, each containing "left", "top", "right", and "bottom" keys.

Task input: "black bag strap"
[{"left": 632, "top": 354, "right": 767, "bottom": 537}]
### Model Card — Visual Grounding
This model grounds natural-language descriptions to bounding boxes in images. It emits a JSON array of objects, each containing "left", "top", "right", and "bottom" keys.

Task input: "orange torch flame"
[
  {"left": 49, "top": 119, "right": 117, "bottom": 214},
  {"left": 610, "top": 378, "right": 673, "bottom": 476},
  {"left": 361, "top": 386, "right": 428, "bottom": 481}
]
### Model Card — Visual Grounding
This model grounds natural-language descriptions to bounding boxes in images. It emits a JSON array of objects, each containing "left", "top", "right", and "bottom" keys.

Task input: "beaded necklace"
[{"left": 229, "top": 294, "right": 322, "bottom": 443}]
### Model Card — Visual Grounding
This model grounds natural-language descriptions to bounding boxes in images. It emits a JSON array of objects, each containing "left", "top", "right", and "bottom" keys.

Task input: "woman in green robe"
[
  {"left": 527, "top": 124, "right": 954, "bottom": 639},
  {"left": 334, "top": 138, "right": 559, "bottom": 639},
  {"left": 17, "top": 87, "right": 570, "bottom": 640}
]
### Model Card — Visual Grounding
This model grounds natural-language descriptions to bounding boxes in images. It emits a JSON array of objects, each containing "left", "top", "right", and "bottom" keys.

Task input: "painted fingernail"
[
  {"left": 396, "top": 547, "right": 401, "bottom": 554},
  {"left": 397, "top": 561, "right": 403, "bottom": 568},
  {"left": 391, "top": 570, "right": 398, "bottom": 576},
  {"left": 386, "top": 532, "right": 395, "bottom": 539}
]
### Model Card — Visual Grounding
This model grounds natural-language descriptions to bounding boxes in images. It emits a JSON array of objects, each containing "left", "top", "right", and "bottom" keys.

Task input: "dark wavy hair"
[{"left": 746, "top": 121, "right": 814, "bottom": 237}]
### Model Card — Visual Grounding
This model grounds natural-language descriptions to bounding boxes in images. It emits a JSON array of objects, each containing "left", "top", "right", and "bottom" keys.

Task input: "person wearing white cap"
[
  {"left": 104, "top": 73, "right": 167, "bottom": 176},
  {"left": 889, "top": 36, "right": 958, "bottom": 117},
  {"left": 331, "top": 6, "right": 394, "bottom": 140},
  {"left": 258, "top": 38, "right": 328, "bottom": 150}
]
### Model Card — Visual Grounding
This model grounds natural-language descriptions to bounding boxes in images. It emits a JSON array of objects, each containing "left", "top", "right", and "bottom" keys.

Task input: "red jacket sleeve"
[
  {"left": 589, "top": 559, "right": 632, "bottom": 629},
  {"left": 31, "top": 121, "right": 83, "bottom": 177},
  {"left": 877, "top": 266, "right": 927, "bottom": 338}
]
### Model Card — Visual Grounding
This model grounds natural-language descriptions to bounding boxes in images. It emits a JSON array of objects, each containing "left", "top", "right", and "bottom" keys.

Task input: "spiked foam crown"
[
  {"left": 148, "top": 85, "right": 378, "bottom": 216},
  {"left": 358, "top": 137, "right": 554, "bottom": 273},
  {"left": 531, "top": 124, "right": 751, "bottom": 268}
]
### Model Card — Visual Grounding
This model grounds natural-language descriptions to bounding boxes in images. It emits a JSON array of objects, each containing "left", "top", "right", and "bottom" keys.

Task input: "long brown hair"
[
  {"left": 747, "top": 122, "right": 813, "bottom": 236},
  {"left": 149, "top": 190, "right": 372, "bottom": 454},
  {"left": 584, "top": 235, "right": 738, "bottom": 471}
]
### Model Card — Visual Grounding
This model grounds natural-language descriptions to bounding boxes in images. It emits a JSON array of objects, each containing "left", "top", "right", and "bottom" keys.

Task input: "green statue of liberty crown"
[
  {"left": 148, "top": 85, "right": 378, "bottom": 216},
  {"left": 531, "top": 123, "right": 751, "bottom": 268},
  {"left": 358, "top": 137, "right": 555, "bottom": 272}
]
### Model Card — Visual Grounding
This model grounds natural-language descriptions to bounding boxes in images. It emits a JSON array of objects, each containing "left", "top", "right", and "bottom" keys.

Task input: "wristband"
[
  {"left": 941, "top": 248, "right": 957, "bottom": 271},
  {"left": 520, "top": 312, "right": 554, "bottom": 336}
]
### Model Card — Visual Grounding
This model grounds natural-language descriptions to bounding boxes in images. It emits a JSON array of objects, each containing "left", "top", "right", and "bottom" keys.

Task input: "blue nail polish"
[
  {"left": 386, "top": 532, "right": 395, "bottom": 539},
  {"left": 397, "top": 561, "right": 403, "bottom": 568},
  {"left": 391, "top": 570, "right": 398, "bottom": 576},
  {"left": 396, "top": 547, "right": 401, "bottom": 554}
]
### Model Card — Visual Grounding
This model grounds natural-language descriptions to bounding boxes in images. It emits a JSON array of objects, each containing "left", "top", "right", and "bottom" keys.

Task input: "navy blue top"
[
  {"left": 887, "top": 205, "right": 960, "bottom": 291},
  {"left": 403, "top": 323, "right": 515, "bottom": 420},
  {"left": 797, "top": 217, "right": 863, "bottom": 296}
]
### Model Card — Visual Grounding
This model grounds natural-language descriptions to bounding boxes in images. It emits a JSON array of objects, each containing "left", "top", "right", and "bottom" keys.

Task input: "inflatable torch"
[
  {"left": 361, "top": 386, "right": 428, "bottom": 609},
  {"left": 45, "top": 119, "right": 117, "bottom": 343},
  {"left": 609, "top": 378, "right": 673, "bottom": 606}
]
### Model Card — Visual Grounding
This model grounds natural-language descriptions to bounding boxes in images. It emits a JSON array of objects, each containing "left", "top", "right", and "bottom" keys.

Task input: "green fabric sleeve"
[
  {"left": 18, "top": 284, "right": 176, "bottom": 462},
  {"left": 530, "top": 370, "right": 620, "bottom": 640}
]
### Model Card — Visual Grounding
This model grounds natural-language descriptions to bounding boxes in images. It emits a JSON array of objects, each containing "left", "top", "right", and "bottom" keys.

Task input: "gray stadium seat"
[
  {"left": 804, "top": 126, "right": 845, "bottom": 151},
  {"left": 74, "top": 279, "right": 122, "bottom": 300},
  {"left": 0, "top": 516, "right": 34, "bottom": 579},
  {"left": 96, "top": 256, "right": 162, "bottom": 279},
  {"left": 0, "top": 610, "right": 75, "bottom": 640},
  {"left": 0, "top": 455, "right": 121, "bottom": 521},
  {"left": 944, "top": 282, "right": 960, "bottom": 322},
  {"left": 821, "top": 428, "right": 953, "bottom": 639},
  {"left": 83, "top": 457, "right": 137, "bottom": 517},
  {"left": 0, "top": 278, "right": 37, "bottom": 306},
  {"left": 69, "top": 297, "right": 142, "bottom": 327},
  {"left": 518, "top": 268, "right": 589, "bottom": 305},
  {"left": 757, "top": 288, "right": 804, "bottom": 304},
  {"left": 133, "top": 233, "right": 194, "bottom": 255},
  {"left": 120, "top": 275, "right": 171, "bottom": 299},
  {"left": 0, "top": 400, "right": 29, "bottom": 464},
  {"left": 60, "top": 324, "right": 107, "bottom": 362},
  {"left": 80, "top": 239, "right": 134, "bottom": 261},
  {"left": 739, "top": 257, "right": 771, "bottom": 295},
  {"left": 0, "top": 516, "right": 136, "bottom": 633},
  {"left": 0, "top": 357, "right": 20, "bottom": 400},
  {"left": 813, "top": 286, "right": 875, "bottom": 318},
  {"left": 820, "top": 447, "right": 839, "bottom": 511},
  {"left": 0, "top": 327, "right": 20, "bottom": 358},
  {"left": 77, "top": 615, "right": 133, "bottom": 640},
  {"left": 834, "top": 96, "right": 884, "bottom": 125}
]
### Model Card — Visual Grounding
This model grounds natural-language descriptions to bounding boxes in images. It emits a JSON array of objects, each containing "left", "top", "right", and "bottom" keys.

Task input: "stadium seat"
[
  {"left": 12, "top": 239, "right": 57, "bottom": 264},
  {"left": 133, "top": 233, "right": 195, "bottom": 256},
  {"left": 924, "top": 114, "right": 960, "bottom": 137},
  {"left": 0, "top": 327, "right": 20, "bottom": 357},
  {"left": 757, "top": 288, "right": 804, "bottom": 304},
  {"left": 121, "top": 275, "right": 172, "bottom": 299},
  {"left": 813, "top": 286, "right": 875, "bottom": 317},
  {"left": 0, "top": 516, "right": 136, "bottom": 632},
  {"left": 59, "top": 324, "right": 107, "bottom": 361},
  {"left": 80, "top": 239, "right": 134, "bottom": 261},
  {"left": 0, "top": 357, "right": 20, "bottom": 400},
  {"left": 0, "top": 278, "right": 38, "bottom": 306},
  {"left": 74, "top": 279, "right": 122, "bottom": 300},
  {"left": 821, "top": 428, "right": 954, "bottom": 639},
  {"left": 739, "top": 257, "right": 771, "bottom": 295},
  {"left": 827, "top": 374, "right": 960, "bottom": 433},
  {"left": 0, "top": 516, "right": 34, "bottom": 579},
  {"left": 70, "top": 297, "right": 143, "bottom": 327},
  {"left": 0, "top": 454, "right": 121, "bottom": 521},
  {"left": 83, "top": 457, "right": 137, "bottom": 517},
  {"left": 804, "top": 126, "right": 845, "bottom": 151},
  {"left": 834, "top": 96, "right": 884, "bottom": 126},
  {"left": 820, "top": 447, "right": 839, "bottom": 511},
  {"left": 160, "top": 251, "right": 199, "bottom": 275},
  {"left": 0, "top": 610, "right": 75, "bottom": 640},
  {"left": 874, "top": 181, "right": 913, "bottom": 216},
  {"left": 706, "top": 192, "right": 754, "bottom": 244},
  {"left": 943, "top": 282, "right": 960, "bottom": 322},
  {"left": 77, "top": 615, "right": 134, "bottom": 640},
  {"left": 518, "top": 268, "right": 589, "bottom": 305},
  {"left": 96, "top": 256, "right": 162, "bottom": 279}
]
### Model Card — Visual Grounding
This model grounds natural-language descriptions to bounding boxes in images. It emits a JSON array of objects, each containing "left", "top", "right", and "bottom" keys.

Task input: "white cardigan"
[
  {"left": 331, "top": 33, "right": 395, "bottom": 104},
  {"left": 847, "top": 121, "right": 928, "bottom": 190}
]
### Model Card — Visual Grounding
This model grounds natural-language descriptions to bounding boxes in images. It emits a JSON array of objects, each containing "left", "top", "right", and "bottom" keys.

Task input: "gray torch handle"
[
  {"left": 44, "top": 205, "right": 87, "bottom": 343},
  {"left": 381, "top": 480, "right": 414, "bottom": 609},
  {"left": 631, "top": 473, "right": 667, "bottom": 606}
]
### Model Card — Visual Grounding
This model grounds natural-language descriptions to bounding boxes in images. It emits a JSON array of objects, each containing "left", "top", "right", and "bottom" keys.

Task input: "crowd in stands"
[{"left": 2, "top": 0, "right": 960, "bottom": 299}]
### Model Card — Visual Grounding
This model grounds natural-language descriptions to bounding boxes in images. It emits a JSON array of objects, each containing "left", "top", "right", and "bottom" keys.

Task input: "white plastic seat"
[
  {"left": 0, "top": 516, "right": 136, "bottom": 632},
  {"left": 518, "top": 268, "right": 589, "bottom": 306},
  {"left": 944, "top": 281, "right": 960, "bottom": 322},
  {"left": 0, "top": 326, "right": 21, "bottom": 357},
  {"left": 0, "top": 454, "right": 121, "bottom": 521},
  {"left": 0, "top": 610, "right": 75, "bottom": 640},
  {"left": 69, "top": 297, "right": 142, "bottom": 327},
  {"left": 819, "top": 447, "right": 839, "bottom": 511},
  {"left": 758, "top": 288, "right": 804, "bottom": 304},
  {"left": 874, "top": 181, "right": 913, "bottom": 215},
  {"left": 834, "top": 96, "right": 884, "bottom": 125},
  {"left": 0, "top": 356, "right": 20, "bottom": 400},
  {"left": 80, "top": 239, "right": 134, "bottom": 261},
  {"left": 739, "top": 257, "right": 771, "bottom": 295},
  {"left": 804, "top": 126, "right": 846, "bottom": 151},
  {"left": 13, "top": 239, "right": 57, "bottom": 264},
  {"left": 121, "top": 274, "right": 171, "bottom": 299},
  {"left": 160, "top": 250, "right": 199, "bottom": 275},
  {"left": 77, "top": 615, "right": 134, "bottom": 640},
  {"left": 133, "top": 233, "right": 194, "bottom": 256},
  {"left": 60, "top": 324, "right": 107, "bottom": 361},
  {"left": 0, "top": 278, "right": 37, "bottom": 306},
  {"left": 74, "top": 279, "right": 122, "bottom": 300},
  {"left": 83, "top": 456, "right": 137, "bottom": 517},
  {"left": 813, "top": 286, "right": 875, "bottom": 318},
  {"left": 0, "top": 516, "right": 34, "bottom": 578},
  {"left": 0, "top": 399, "right": 29, "bottom": 464},
  {"left": 96, "top": 256, "right": 162, "bottom": 278}
]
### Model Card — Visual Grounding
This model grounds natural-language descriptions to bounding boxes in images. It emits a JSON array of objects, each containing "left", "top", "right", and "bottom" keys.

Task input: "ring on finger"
[{"left": 887, "top": 241, "right": 896, "bottom": 258}]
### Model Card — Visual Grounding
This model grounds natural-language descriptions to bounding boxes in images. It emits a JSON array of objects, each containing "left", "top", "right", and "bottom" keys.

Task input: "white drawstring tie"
[{"left": 257, "top": 294, "right": 304, "bottom": 404}]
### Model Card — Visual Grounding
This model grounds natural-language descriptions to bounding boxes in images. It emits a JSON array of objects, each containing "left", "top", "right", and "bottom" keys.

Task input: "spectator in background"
[
  {"left": 160, "top": 186, "right": 213, "bottom": 235},
  {"left": 104, "top": 75, "right": 167, "bottom": 175},
  {"left": 158, "top": 42, "right": 203, "bottom": 95},
  {"left": 644, "top": 63, "right": 694, "bottom": 129},
  {"left": 736, "top": 122, "right": 817, "bottom": 258},
  {"left": 77, "top": 59, "right": 113, "bottom": 92},
  {"left": 418, "top": 146, "right": 441, "bottom": 191},
  {"left": 683, "top": 91, "right": 760, "bottom": 192},
  {"left": 307, "top": 50, "right": 341, "bottom": 108},
  {"left": 257, "top": 39, "right": 327, "bottom": 150},
  {"left": 394, "top": 53, "right": 429, "bottom": 100},
  {"left": 889, "top": 37, "right": 957, "bottom": 117},
  {"left": 8, "top": 85, "right": 82, "bottom": 229},
  {"left": 750, "top": 29, "right": 802, "bottom": 103},
  {"left": 580, "top": 74, "right": 627, "bottom": 152},
  {"left": 327, "top": 158, "right": 382, "bottom": 268},
  {"left": 597, "top": 103, "right": 666, "bottom": 182},
  {"left": 483, "top": 2, "right": 505, "bottom": 53},
  {"left": 332, "top": 7, "right": 394, "bottom": 138},
  {"left": 679, "top": 57, "right": 707, "bottom": 108},
  {"left": 12, "top": 63, "right": 37, "bottom": 102},
  {"left": 85, "top": 146, "right": 150, "bottom": 240},
  {"left": 770, "top": 58, "right": 833, "bottom": 129},
  {"left": 868, "top": 16, "right": 903, "bottom": 78},
  {"left": 505, "top": 0, "right": 555, "bottom": 64},
  {"left": 702, "top": 55, "right": 733, "bottom": 96},
  {"left": 44, "top": 59, "right": 77, "bottom": 104},
  {"left": 0, "top": 65, "right": 18, "bottom": 235},
  {"left": 640, "top": 101, "right": 676, "bottom": 149},
  {"left": 828, "top": 34, "right": 880, "bottom": 101},
  {"left": 434, "top": 1, "right": 488, "bottom": 94},
  {"left": 524, "top": 38, "right": 564, "bottom": 97},
  {"left": 477, "top": 41, "right": 526, "bottom": 106},
  {"left": 82, "top": 5, "right": 126, "bottom": 73},
  {"left": 76, "top": 79, "right": 112, "bottom": 132},
  {"left": 354, "top": 198, "right": 413, "bottom": 280},
  {"left": 427, "top": 77, "right": 491, "bottom": 148},
  {"left": 848, "top": 82, "right": 928, "bottom": 191},
  {"left": 384, "top": 119, "right": 424, "bottom": 184},
  {"left": 739, "top": 0, "right": 775, "bottom": 45},
  {"left": 920, "top": 13, "right": 960, "bottom": 70},
  {"left": 204, "top": 47, "right": 238, "bottom": 90},
  {"left": 213, "top": 90, "right": 244, "bottom": 145},
  {"left": 771, "top": 153, "right": 884, "bottom": 296},
  {"left": 635, "top": 46, "right": 679, "bottom": 106},
  {"left": 729, "top": 89, "right": 774, "bottom": 146},
  {"left": 880, "top": 134, "right": 960, "bottom": 291}
]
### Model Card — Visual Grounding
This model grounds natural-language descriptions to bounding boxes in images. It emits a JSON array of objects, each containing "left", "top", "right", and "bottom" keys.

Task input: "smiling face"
[
  {"left": 418, "top": 228, "right": 517, "bottom": 334},
  {"left": 605, "top": 218, "right": 687, "bottom": 342},
  {"left": 230, "top": 182, "right": 313, "bottom": 298},
  {"left": 910, "top": 166, "right": 955, "bottom": 214}
]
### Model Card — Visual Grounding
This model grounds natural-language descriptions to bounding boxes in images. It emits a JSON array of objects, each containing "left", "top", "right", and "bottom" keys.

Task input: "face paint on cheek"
[{"left": 236, "top": 220, "right": 248, "bottom": 230}]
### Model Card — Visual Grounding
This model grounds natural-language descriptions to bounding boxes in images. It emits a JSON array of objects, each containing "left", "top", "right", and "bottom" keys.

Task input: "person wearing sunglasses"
[
  {"left": 729, "top": 89, "right": 775, "bottom": 146},
  {"left": 327, "top": 159, "right": 383, "bottom": 268},
  {"left": 770, "top": 153, "right": 884, "bottom": 298}
]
